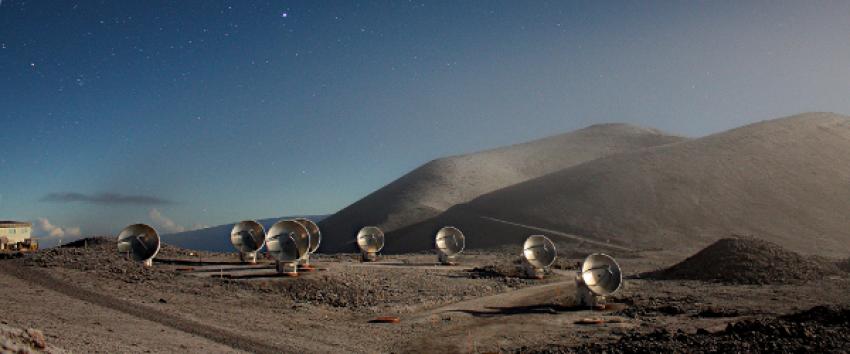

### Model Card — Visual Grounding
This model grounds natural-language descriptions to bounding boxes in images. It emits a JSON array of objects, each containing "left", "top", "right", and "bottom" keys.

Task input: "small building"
[{"left": 0, "top": 221, "right": 32, "bottom": 245}]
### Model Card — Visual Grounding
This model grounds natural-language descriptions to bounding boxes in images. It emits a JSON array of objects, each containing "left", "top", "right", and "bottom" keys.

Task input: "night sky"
[{"left": 2, "top": 1, "right": 850, "bottom": 240}]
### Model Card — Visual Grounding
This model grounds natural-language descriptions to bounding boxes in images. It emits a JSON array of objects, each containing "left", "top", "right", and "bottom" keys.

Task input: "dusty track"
[
  {"left": 480, "top": 216, "right": 634, "bottom": 252},
  {"left": 406, "top": 270, "right": 576, "bottom": 323},
  {"left": 0, "top": 262, "right": 285, "bottom": 354},
  {"left": 399, "top": 271, "right": 623, "bottom": 353}
]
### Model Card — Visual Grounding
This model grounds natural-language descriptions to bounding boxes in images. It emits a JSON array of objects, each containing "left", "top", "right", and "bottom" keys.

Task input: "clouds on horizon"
[
  {"left": 148, "top": 208, "right": 207, "bottom": 234},
  {"left": 33, "top": 217, "right": 81, "bottom": 239},
  {"left": 40, "top": 192, "right": 174, "bottom": 206}
]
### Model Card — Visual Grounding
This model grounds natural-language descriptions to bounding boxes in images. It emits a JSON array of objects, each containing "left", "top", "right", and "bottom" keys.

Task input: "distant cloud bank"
[
  {"left": 148, "top": 208, "right": 207, "bottom": 234},
  {"left": 40, "top": 192, "right": 174, "bottom": 206},
  {"left": 33, "top": 217, "right": 81, "bottom": 239}
]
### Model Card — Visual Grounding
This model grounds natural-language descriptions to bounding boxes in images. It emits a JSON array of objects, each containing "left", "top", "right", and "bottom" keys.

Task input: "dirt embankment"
[{"left": 642, "top": 237, "right": 842, "bottom": 285}]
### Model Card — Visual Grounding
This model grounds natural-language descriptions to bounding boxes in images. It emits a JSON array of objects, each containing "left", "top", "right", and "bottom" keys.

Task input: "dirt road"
[
  {"left": 479, "top": 216, "right": 635, "bottom": 252},
  {"left": 0, "top": 262, "right": 283, "bottom": 353}
]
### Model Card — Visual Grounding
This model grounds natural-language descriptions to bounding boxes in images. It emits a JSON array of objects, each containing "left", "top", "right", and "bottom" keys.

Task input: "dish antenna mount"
[
  {"left": 230, "top": 220, "right": 266, "bottom": 264},
  {"left": 356, "top": 226, "right": 384, "bottom": 262},
  {"left": 575, "top": 253, "right": 623, "bottom": 307},
  {"left": 117, "top": 224, "right": 160, "bottom": 267},
  {"left": 435, "top": 226, "right": 465, "bottom": 265}
]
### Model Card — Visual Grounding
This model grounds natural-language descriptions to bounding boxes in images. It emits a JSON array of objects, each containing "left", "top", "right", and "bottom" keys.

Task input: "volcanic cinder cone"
[
  {"left": 319, "top": 123, "right": 686, "bottom": 253},
  {"left": 404, "top": 112, "right": 850, "bottom": 256}
]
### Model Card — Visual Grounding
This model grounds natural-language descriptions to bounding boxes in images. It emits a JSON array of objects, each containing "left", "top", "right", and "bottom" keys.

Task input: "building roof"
[{"left": 0, "top": 221, "right": 32, "bottom": 228}]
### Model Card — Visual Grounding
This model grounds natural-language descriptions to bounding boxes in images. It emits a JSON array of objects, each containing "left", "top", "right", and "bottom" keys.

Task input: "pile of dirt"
[
  {"left": 24, "top": 238, "right": 176, "bottom": 284},
  {"left": 642, "top": 237, "right": 840, "bottom": 284},
  {"left": 0, "top": 323, "right": 62, "bottom": 354}
]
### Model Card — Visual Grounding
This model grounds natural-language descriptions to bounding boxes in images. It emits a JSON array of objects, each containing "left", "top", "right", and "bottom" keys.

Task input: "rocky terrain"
[
  {"left": 522, "top": 306, "right": 850, "bottom": 353},
  {"left": 0, "top": 323, "right": 62, "bottom": 354},
  {"left": 2, "top": 237, "right": 849, "bottom": 353}
]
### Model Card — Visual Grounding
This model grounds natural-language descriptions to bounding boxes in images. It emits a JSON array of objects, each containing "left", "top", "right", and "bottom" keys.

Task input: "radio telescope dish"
[
  {"left": 576, "top": 253, "right": 623, "bottom": 307},
  {"left": 523, "top": 235, "right": 556, "bottom": 269},
  {"left": 267, "top": 220, "right": 310, "bottom": 273},
  {"left": 230, "top": 220, "right": 266, "bottom": 264},
  {"left": 294, "top": 218, "right": 321, "bottom": 254},
  {"left": 435, "top": 226, "right": 465, "bottom": 265},
  {"left": 356, "top": 226, "right": 384, "bottom": 262},
  {"left": 581, "top": 253, "right": 622, "bottom": 296},
  {"left": 117, "top": 224, "right": 160, "bottom": 267}
]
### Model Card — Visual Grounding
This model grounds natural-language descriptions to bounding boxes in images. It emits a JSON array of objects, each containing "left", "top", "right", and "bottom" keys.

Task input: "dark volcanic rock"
[
  {"left": 642, "top": 237, "right": 841, "bottom": 285},
  {"left": 518, "top": 306, "right": 850, "bottom": 354},
  {"left": 61, "top": 237, "right": 113, "bottom": 248}
]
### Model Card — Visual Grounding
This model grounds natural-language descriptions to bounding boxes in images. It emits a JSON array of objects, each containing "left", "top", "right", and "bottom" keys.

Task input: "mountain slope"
[
  {"left": 161, "top": 215, "right": 327, "bottom": 253},
  {"left": 319, "top": 124, "right": 687, "bottom": 252},
  {"left": 395, "top": 112, "right": 850, "bottom": 257}
]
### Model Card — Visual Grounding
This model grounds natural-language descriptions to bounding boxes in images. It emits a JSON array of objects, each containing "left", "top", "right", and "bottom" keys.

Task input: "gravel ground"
[
  {"left": 0, "top": 323, "right": 63, "bottom": 354},
  {"left": 19, "top": 238, "right": 527, "bottom": 311},
  {"left": 518, "top": 305, "right": 850, "bottom": 353},
  {"left": 8, "top": 239, "right": 850, "bottom": 353}
]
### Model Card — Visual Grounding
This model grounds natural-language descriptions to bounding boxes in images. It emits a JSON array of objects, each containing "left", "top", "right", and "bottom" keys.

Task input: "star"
[{"left": 281, "top": 12, "right": 288, "bottom": 18}]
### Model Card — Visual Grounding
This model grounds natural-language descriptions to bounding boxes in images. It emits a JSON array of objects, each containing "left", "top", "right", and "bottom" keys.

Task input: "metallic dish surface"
[
  {"left": 581, "top": 253, "right": 623, "bottom": 296},
  {"left": 294, "top": 218, "right": 322, "bottom": 254},
  {"left": 435, "top": 226, "right": 465, "bottom": 256},
  {"left": 267, "top": 220, "right": 310, "bottom": 261},
  {"left": 356, "top": 226, "right": 385, "bottom": 253},
  {"left": 117, "top": 223, "right": 161, "bottom": 262},
  {"left": 522, "top": 235, "right": 556, "bottom": 269},
  {"left": 230, "top": 220, "right": 266, "bottom": 253}
]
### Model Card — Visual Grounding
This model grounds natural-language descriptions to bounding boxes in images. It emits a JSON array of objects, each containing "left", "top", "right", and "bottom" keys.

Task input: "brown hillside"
[
  {"left": 318, "top": 124, "right": 686, "bottom": 252},
  {"left": 389, "top": 112, "right": 850, "bottom": 257}
]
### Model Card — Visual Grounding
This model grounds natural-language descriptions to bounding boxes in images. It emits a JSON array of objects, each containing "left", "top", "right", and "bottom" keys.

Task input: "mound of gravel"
[{"left": 643, "top": 237, "right": 840, "bottom": 285}]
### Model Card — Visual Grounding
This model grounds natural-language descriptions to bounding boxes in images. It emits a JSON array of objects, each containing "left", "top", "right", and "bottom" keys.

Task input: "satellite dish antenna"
[
  {"left": 435, "top": 226, "right": 465, "bottom": 265},
  {"left": 230, "top": 220, "right": 266, "bottom": 264},
  {"left": 522, "top": 235, "right": 556, "bottom": 278},
  {"left": 266, "top": 220, "right": 310, "bottom": 275},
  {"left": 294, "top": 218, "right": 321, "bottom": 267},
  {"left": 576, "top": 253, "right": 623, "bottom": 308},
  {"left": 356, "top": 226, "right": 384, "bottom": 262},
  {"left": 117, "top": 224, "right": 160, "bottom": 267}
]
